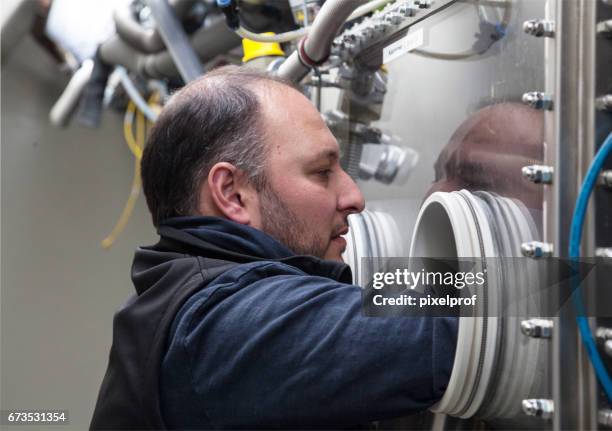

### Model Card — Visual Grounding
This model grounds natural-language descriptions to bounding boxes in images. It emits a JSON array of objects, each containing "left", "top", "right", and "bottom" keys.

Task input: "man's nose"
[{"left": 337, "top": 169, "right": 366, "bottom": 214}]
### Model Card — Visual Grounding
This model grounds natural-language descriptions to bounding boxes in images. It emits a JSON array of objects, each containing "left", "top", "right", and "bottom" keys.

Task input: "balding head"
[{"left": 141, "top": 65, "right": 293, "bottom": 227}]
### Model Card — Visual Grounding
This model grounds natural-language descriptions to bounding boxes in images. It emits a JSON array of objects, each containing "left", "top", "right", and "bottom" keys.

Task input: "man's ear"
[{"left": 204, "top": 162, "right": 252, "bottom": 225}]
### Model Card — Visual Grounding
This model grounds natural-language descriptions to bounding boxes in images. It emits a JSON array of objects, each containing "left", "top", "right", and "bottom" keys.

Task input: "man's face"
[{"left": 253, "top": 84, "right": 365, "bottom": 262}]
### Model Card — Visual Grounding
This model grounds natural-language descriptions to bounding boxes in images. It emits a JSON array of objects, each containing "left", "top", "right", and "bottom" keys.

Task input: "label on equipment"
[{"left": 383, "top": 28, "right": 424, "bottom": 64}]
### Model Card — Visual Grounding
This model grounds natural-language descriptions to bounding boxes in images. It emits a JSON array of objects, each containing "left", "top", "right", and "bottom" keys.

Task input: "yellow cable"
[
  {"left": 123, "top": 101, "right": 143, "bottom": 160},
  {"left": 101, "top": 96, "right": 152, "bottom": 249}
]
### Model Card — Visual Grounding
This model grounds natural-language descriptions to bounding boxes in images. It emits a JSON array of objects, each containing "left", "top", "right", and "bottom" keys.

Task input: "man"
[{"left": 90, "top": 65, "right": 457, "bottom": 430}]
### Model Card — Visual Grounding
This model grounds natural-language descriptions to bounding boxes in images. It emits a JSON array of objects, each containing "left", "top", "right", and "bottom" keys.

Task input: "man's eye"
[{"left": 317, "top": 169, "right": 332, "bottom": 178}]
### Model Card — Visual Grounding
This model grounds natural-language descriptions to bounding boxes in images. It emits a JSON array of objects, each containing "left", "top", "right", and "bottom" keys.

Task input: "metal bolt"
[
  {"left": 599, "top": 409, "right": 612, "bottom": 427},
  {"left": 522, "top": 91, "right": 554, "bottom": 110},
  {"left": 601, "top": 338, "right": 612, "bottom": 357},
  {"left": 362, "top": 27, "right": 374, "bottom": 38},
  {"left": 522, "top": 399, "right": 554, "bottom": 419},
  {"left": 522, "top": 165, "right": 554, "bottom": 184},
  {"left": 415, "top": 0, "right": 431, "bottom": 8},
  {"left": 595, "top": 94, "right": 612, "bottom": 111},
  {"left": 523, "top": 19, "right": 556, "bottom": 37},
  {"left": 596, "top": 19, "right": 612, "bottom": 36},
  {"left": 384, "top": 13, "right": 403, "bottom": 25},
  {"left": 342, "top": 34, "right": 357, "bottom": 43},
  {"left": 374, "top": 21, "right": 391, "bottom": 33},
  {"left": 604, "top": 340, "right": 612, "bottom": 357},
  {"left": 521, "top": 319, "right": 553, "bottom": 338},
  {"left": 597, "top": 327, "right": 612, "bottom": 342},
  {"left": 599, "top": 170, "right": 612, "bottom": 189},
  {"left": 605, "top": 340, "right": 612, "bottom": 358},
  {"left": 596, "top": 247, "right": 612, "bottom": 258},
  {"left": 521, "top": 241, "right": 554, "bottom": 258},
  {"left": 398, "top": 3, "right": 417, "bottom": 16}
]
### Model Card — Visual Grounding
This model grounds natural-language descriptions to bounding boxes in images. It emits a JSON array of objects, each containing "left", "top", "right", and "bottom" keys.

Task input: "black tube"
[
  {"left": 75, "top": 50, "right": 112, "bottom": 128},
  {"left": 217, "top": 0, "right": 240, "bottom": 30}
]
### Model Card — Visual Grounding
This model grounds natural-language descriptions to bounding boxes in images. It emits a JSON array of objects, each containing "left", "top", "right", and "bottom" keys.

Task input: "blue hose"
[{"left": 569, "top": 131, "right": 612, "bottom": 402}]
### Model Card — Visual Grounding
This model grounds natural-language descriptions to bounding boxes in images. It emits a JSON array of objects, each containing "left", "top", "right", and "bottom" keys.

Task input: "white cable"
[
  {"left": 347, "top": 0, "right": 393, "bottom": 20},
  {"left": 234, "top": 0, "right": 393, "bottom": 43},
  {"left": 236, "top": 26, "right": 307, "bottom": 43},
  {"left": 49, "top": 59, "right": 95, "bottom": 127},
  {"left": 115, "top": 66, "right": 158, "bottom": 122}
]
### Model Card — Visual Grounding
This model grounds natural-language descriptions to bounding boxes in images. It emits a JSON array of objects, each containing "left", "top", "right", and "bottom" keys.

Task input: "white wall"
[{"left": 1, "top": 36, "right": 156, "bottom": 428}]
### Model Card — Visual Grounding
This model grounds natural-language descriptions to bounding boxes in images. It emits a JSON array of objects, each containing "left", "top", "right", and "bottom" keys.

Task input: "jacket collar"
[{"left": 154, "top": 216, "right": 353, "bottom": 283}]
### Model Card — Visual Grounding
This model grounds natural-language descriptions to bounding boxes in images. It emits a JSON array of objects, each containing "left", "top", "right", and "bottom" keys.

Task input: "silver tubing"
[
  {"left": 146, "top": 0, "right": 204, "bottom": 83},
  {"left": 116, "top": 67, "right": 158, "bottom": 122},
  {"left": 49, "top": 59, "right": 95, "bottom": 127}
]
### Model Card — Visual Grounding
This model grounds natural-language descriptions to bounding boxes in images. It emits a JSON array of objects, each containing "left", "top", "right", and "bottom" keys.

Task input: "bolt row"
[{"left": 518, "top": 0, "right": 612, "bottom": 421}]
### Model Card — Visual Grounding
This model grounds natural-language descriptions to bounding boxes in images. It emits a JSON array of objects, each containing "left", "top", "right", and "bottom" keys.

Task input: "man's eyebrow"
[{"left": 308, "top": 149, "right": 339, "bottom": 164}]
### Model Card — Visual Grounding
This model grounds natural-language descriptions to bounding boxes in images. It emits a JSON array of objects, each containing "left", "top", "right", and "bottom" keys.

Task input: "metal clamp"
[
  {"left": 521, "top": 319, "right": 553, "bottom": 338},
  {"left": 523, "top": 19, "right": 555, "bottom": 37},
  {"left": 522, "top": 399, "right": 554, "bottom": 419}
]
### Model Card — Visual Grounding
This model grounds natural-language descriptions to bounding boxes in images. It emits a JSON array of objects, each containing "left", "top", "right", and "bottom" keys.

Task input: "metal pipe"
[
  {"left": 99, "top": 16, "right": 240, "bottom": 80},
  {"left": 49, "top": 59, "right": 95, "bottom": 127},
  {"left": 146, "top": 0, "right": 204, "bottom": 82},
  {"left": 113, "top": 6, "right": 165, "bottom": 53},
  {"left": 277, "top": 0, "right": 369, "bottom": 82},
  {"left": 113, "top": 0, "right": 198, "bottom": 54}
]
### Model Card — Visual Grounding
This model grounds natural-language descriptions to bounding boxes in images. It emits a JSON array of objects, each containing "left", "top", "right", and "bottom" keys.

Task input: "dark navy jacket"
[{"left": 90, "top": 217, "right": 457, "bottom": 430}]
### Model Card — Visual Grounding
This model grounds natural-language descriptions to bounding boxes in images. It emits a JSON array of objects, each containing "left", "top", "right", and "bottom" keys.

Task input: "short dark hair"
[{"left": 141, "top": 65, "right": 292, "bottom": 227}]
